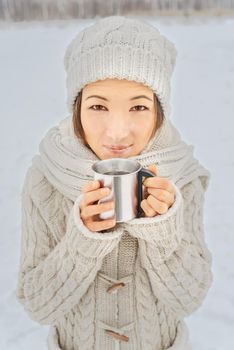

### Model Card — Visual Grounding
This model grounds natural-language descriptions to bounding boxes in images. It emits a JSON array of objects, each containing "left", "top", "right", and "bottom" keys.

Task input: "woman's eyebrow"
[
  {"left": 130, "top": 95, "right": 153, "bottom": 102},
  {"left": 85, "top": 95, "right": 153, "bottom": 102}
]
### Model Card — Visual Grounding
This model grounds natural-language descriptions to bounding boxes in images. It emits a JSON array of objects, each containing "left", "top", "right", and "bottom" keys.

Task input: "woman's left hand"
[{"left": 141, "top": 164, "right": 176, "bottom": 217}]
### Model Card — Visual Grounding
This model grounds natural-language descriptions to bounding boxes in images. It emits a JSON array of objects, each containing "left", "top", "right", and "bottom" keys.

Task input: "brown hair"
[{"left": 72, "top": 89, "right": 164, "bottom": 147}]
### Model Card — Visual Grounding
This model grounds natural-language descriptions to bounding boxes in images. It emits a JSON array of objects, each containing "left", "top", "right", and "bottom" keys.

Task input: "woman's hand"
[
  {"left": 141, "top": 164, "right": 176, "bottom": 217},
  {"left": 79, "top": 180, "right": 116, "bottom": 232}
]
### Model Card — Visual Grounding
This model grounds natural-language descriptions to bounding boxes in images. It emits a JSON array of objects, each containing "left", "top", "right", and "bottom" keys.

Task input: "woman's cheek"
[{"left": 83, "top": 115, "right": 102, "bottom": 135}]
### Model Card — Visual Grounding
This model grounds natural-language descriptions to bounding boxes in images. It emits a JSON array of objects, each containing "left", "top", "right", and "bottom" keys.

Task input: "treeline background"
[{"left": 0, "top": 0, "right": 234, "bottom": 21}]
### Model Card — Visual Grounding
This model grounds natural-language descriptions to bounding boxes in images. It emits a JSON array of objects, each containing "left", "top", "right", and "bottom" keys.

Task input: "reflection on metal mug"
[{"left": 92, "top": 158, "right": 155, "bottom": 223}]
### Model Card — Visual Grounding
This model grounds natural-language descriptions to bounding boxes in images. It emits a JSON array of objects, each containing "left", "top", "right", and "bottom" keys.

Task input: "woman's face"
[{"left": 80, "top": 78, "right": 157, "bottom": 160}]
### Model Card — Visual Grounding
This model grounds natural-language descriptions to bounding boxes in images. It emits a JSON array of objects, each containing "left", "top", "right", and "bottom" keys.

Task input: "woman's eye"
[
  {"left": 89, "top": 105, "right": 148, "bottom": 112},
  {"left": 89, "top": 105, "right": 106, "bottom": 111},
  {"left": 131, "top": 105, "right": 148, "bottom": 111}
]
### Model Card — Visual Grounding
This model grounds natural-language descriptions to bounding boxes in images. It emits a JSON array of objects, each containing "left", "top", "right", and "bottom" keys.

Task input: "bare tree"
[{"left": 0, "top": 0, "right": 234, "bottom": 22}]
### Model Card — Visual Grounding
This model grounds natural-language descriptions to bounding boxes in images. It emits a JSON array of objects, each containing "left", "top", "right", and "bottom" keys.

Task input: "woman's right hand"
[{"left": 79, "top": 180, "right": 116, "bottom": 232}]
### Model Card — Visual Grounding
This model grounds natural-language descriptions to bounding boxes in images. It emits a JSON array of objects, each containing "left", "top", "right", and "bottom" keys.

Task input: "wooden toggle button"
[
  {"left": 105, "top": 329, "right": 129, "bottom": 342},
  {"left": 106, "top": 282, "right": 125, "bottom": 294}
]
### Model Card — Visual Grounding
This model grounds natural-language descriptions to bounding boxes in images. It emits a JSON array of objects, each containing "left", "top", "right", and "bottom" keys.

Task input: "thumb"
[{"left": 147, "top": 164, "right": 157, "bottom": 175}]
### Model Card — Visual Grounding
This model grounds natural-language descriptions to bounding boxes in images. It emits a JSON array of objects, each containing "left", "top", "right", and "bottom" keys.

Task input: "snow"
[{"left": 0, "top": 16, "right": 233, "bottom": 349}]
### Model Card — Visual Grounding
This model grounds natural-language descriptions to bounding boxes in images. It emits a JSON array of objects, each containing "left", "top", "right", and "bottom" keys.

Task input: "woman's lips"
[{"left": 103, "top": 145, "right": 133, "bottom": 154}]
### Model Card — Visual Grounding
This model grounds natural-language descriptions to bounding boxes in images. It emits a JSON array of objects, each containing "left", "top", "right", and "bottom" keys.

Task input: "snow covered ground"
[{"left": 0, "top": 15, "right": 233, "bottom": 350}]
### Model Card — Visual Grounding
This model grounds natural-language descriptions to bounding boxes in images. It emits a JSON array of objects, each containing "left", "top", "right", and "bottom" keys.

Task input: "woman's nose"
[
  {"left": 105, "top": 116, "right": 130, "bottom": 139},
  {"left": 106, "top": 113, "right": 130, "bottom": 134}
]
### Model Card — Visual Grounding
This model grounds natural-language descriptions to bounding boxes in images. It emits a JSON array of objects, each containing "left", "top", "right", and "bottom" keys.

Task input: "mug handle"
[{"left": 137, "top": 168, "right": 155, "bottom": 217}]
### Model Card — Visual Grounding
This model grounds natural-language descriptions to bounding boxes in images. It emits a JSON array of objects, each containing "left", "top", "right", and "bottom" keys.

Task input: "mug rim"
[{"left": 92, "top": 158, "right": 142, "bottom": 176}]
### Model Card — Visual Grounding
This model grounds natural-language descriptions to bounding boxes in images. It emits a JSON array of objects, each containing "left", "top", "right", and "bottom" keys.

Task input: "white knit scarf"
[{"left": 31, "top": 115, "right": 211, "bottom": 202}]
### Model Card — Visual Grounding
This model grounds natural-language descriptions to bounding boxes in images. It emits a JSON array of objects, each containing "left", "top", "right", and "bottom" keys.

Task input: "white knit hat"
[{"left": 63, "top": 15, "right": 177, "bottom": 119}]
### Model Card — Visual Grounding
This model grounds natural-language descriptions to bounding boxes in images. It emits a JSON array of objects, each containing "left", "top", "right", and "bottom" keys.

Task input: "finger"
[
  {"left": 87, "top": 218, "right": 116, "bottom": 232},
  {"left": 147, "top": 164, "right": 157, "bottom": 175},
  {"left": 140, "top": 199, "right": 157, "bottom": 217},
  {"left": 82, "top": 187, "right": 111, "bottom": 206},
  {"left": 143, "top": 164, "right": 157, "bottom": 186},
  {"left": 82, "top": 180, "right": 101, "bottom": 193},
  {"left": 143, "top": 177, "right": 175, "bottom": 194},
  {"left": 147, "top": 187, "right": 175, "bottom": 206},
  {"left": 147, "top": 195, "right": 168, "bottom": 215},
  {"left": 81, "top": 201, "right": 115, "bottom": 220}
]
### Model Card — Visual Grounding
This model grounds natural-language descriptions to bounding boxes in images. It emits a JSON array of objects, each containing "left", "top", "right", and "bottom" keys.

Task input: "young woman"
[{"left": 16, "top": 15, "right": 213, "bottom": 350}]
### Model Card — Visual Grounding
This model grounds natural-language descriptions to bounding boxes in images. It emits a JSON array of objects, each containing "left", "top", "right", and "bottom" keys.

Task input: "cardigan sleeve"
[
  {"left": 16, "top": 165, "right": 124, "bottom": 325},
  {"left": 123, "top": 176, "right": 213, "bottom": 319}
]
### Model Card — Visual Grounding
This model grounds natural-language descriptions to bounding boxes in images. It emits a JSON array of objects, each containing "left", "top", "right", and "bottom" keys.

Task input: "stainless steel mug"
[{"left": 92, "top": 158, "right": 155, "bottom": 223}]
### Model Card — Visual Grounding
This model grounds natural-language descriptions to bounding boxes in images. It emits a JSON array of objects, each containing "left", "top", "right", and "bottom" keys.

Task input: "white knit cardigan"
[{"left": 16, "top": 116, "right": 213, "bottom": 350}]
